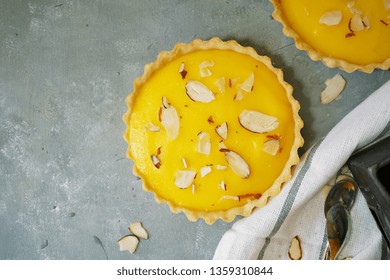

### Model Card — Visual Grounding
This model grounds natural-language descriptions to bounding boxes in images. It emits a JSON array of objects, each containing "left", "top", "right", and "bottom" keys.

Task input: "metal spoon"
[{"left": 324, "top": 176, "right": 358, "bottom": 260}]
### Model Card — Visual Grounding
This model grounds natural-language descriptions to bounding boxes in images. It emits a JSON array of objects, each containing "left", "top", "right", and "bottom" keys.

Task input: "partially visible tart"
[
  {"left": 271, "top": 0, "right": 390, "bottom": 73},
  {"left": 123, "top": 37, "right": 303, "bottom": 224}
]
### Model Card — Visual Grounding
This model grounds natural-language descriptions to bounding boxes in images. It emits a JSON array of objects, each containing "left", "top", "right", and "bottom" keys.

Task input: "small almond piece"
[
  {"left": 263, "top": 139, "right": 280, "bottom": 156},
  {"left": 222, "top": 149, "right": 251, "bottom": 179},
  {"left": 182, "top": 157, "right": 188, "bottom": 168},
  {"left": 219, "top": 180, "right": 226, "bottom": 191},
  {"left": 151, "top": 154, "right": 161, "bottom": 169},
  {"left": 174, "top": 170, "right": 197, "bottom": 189},
  {"left": 215, "top": 77, "right": 226, "bottom": 93},
  {"left": 200, "top": 165, "right": 212, "bottom": 178},
  {"left": 216, "top": 165, "right": 227, "bottom": 170},
  {"left": 386, "top": 0, "right": 390, "bottom": 10},
  {"left": 159, "top": 97, "right": 180, "bottom": 139},
  {"left": 288, "top": 236, "right": 303, "bottom": 260},
  {"left": 240, "top": 73, "right": 254, "bottom": 92},
  {"left": 320, "top": 73, "right": 346, "bottom": 104},
  {"left": 145, "top": 122, "right": 160, "bottom": 132},
  {"left": 118, "top": 235, "right": 139, "bottom": 254},
  {"left": 185, "top": 80, "right": 215, "bottom": 103},
  {"left": 350, "top": 14, "right": 364, "bottom": 31},
  {"left": 215, "top": 122, "right": 228, "bottom": 140},
  {"left": 362, "top": 16, "right": 370, "bottom": 29},
  {"left": 197, "top": 131, "right": 211, "bottom": 155},
  {"left": 221, "top": 195, "right": 239, "bottom": 201},
  {"left": 128, "top": 222, "right": 149, "bottom": 240},
  {"left": 179, "top": 62, "right": 187, "bottom": 79},
  {"left": 239, "top": 110, "right": 279, "bottom": 134},
  {"left": 199, "top": 60, "right": 214, "bottom": 77},
  {"left": 319, "top": 10, "right": 342, "bottom": 26},
  {"left": 233, "top": 89, "right": 247, "bottom": 101}
]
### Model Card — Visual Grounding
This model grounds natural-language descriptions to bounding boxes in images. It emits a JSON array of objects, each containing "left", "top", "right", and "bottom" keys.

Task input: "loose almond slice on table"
[
  {"left": 215, "top": 122, "right": 228, "bottom": 140},
  {"left": 185, "top": 80, "right": 215, "bottom": 103},
  {"left": 263, "top": 139, "right": 280, "bottom": 156},
  {"left": 197, "top": 131, "right": 211, "bottom": 155},
  {"left": 174, "top": 170, "right": 197, "bottom": 189},
  {"left": 288, "top": 236, "right": 303, "bottom": 260},
  {"left": 221, "top": 149, "right": 251, "bottom": 179},
  {"left": 239, "top": 110, "right": 279, "bottom": 134},
  {"left": 159, "top": 97, "right": 180, "bottom": 139},
  {"left": 128, "top": 222, "right": 149, "bottom": 240},
  {"left": 118, "top": 235, "right": 139, "bottom": 254},
  {"left": 320, "top": 73, "right": 346, "bottom": 104}
]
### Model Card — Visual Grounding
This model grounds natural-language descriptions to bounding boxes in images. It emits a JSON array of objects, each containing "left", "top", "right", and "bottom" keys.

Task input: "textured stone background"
[{"left": 1, "top": 0, "right": 389, "bottom": 259}]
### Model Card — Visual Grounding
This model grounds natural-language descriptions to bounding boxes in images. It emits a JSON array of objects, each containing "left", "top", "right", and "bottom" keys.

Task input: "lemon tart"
[
  {"left": 123, "top": 38, "right": 304, "bottom": 224},
  {"left": 271, "top": 0, "right": 390, "bottom": 73}
]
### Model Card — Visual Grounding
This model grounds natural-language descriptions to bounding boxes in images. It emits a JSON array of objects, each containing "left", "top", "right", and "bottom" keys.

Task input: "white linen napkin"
[{"left": 213, "top": 80, "right": 390, "bottom": 260}]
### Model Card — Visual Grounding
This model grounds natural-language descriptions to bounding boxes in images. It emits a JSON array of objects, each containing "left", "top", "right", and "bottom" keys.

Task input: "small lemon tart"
[
  {"left": 271, "top": 0, "right": 390, "bottom": 73},
  {"left": 123, "top": 38, "right": 303, "bottom": 224}
]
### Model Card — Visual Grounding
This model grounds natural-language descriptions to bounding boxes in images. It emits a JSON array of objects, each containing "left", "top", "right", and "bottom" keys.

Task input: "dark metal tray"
[{"left": 347, "top": 135, "right": 390, "bottom": 247}]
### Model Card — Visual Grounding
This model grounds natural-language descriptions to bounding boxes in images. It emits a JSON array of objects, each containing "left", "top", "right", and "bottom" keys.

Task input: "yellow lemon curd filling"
[
  {"left": 280, "top": 0, "right": 390, "bottom": 65},
  {"left": 128, "top": 49, "right": 296, "bottom": 212}
]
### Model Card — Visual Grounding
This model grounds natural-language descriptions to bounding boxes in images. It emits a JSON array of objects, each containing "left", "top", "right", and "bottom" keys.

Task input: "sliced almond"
[
  {"left": 145, "top": 122, "right": 160, "bottom": 132},
  {"left": 263, "top": 139, "right": 280, "bottom": 156},
  {"left": 240, "top": 72, "right": 254, "bottom": 92},
  {"left": 386, "top": 0, "right": 390, "bottom": 10},
  {"left": 239, "top": 109, "right": 279, "bottom": 134},
  {"left": 118, "top": 235, "right": 139, "bottom": 254},
  {"left": 174, "top": 170, "right": 197, "bottom": 189},
  {"left": 219, "top": 180, "right": 226, "bottom": 191},
  {"left": 362, "top": 16, "right": 370, "bottom": 29},
  {"left": 159, "top": 97, "right": 180, "bottom": 139},
  {"left": 199, "top": 60, "right": 214, "bottom": 77},
  {"left": 233, "top": 89, "right": 247, "bottom": 101},
  {"left": 207, "top": 115, "right": 214, "bottom": 124},
  {"left": 182, "top": 157, "right": 188, "bottom": 169},
  {"left": 185, "top": 80, "right": 215, "bottom": 103},
  {"left": 222, "top": 149, "right": 250, "bottom": 179},
  {"left": 350, "top": 14, "right": 364, "bottom": 32},
  {"left": 192, "top": 183, "right": 195, "bottom": 194},
  {"left": 347, "top": 1, "right": 355, "bottom": 9},
  {"left": 221, "top": 195, "right": 239, "bottom": 201},
  {"left": 216, "top": 164, "right": 227, "bottom": 170},
  {"left": 128, "top": 222, "right": 148, "bottom": 240},
  {"left": 200, "top": 165, "right": 212, "bottom": 178},
  {"left": 197, "top": 131, "right": 211, "bottom": 155},
  {"left": 319, "top": 10, "right": 342, "bottom": 26},
  {"left": 215, "top": 122, "right": 228, "bottom": 140},
  {"left": 151, "top": 154, "right": 161, "bottom": 169},
  {"left": 218, "top": 141, "right": 227, "bottom": 150},
  {"left": 320, "top": 73, "right": 346, "bottom": 104},
  {"left": 178, "top": 62, "right": 187, "bottom": 79},
  {"left": 288, "top": 236, "right": 303, "bottom": 260},
  {"left": 215, "top": 77, "right": 226, "bottom": 93}
]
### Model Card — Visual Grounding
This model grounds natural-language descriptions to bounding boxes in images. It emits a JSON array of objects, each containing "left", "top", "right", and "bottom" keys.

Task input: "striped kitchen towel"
[{"left": 213, "top": 80, "right": 390, "bottom": 260}]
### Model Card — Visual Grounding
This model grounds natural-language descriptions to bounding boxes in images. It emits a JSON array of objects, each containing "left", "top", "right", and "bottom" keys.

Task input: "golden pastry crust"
[
  {"left": 123, "top": 37, "right": 304, "bottom": 224},
  {"left": 270, "top": 0, "right": 390, "bottom": 73}
]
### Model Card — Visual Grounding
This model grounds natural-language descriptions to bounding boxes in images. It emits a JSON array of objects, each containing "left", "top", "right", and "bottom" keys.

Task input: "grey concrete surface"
[{"left": 0, "top": 0, "right": 389, "bottom": 259}]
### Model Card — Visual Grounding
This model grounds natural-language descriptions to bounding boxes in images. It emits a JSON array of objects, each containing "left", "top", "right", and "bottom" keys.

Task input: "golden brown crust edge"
[
  {"left": 123, "top": 37, "right": 304, "bottom": 225},
  {"left": 269, "top": 0, "right": 390, "bottom": 74}
]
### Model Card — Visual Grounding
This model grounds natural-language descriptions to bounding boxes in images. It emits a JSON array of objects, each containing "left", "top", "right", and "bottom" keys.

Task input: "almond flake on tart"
[
  {"left": 270, "top": 0, "right": 390, "bottom": 73},
  {"left": 123, "top": 37, "right": 303, "bottom": 224}
]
